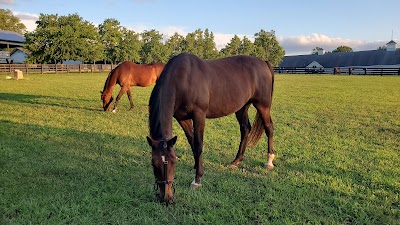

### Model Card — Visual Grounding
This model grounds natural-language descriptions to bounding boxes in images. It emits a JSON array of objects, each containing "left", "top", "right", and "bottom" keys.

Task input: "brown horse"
[
  {"left": 101, "top": 61, "right": 165, "bottom": 112},
  {"left": 147, "top": 53, "right": 275, "bottom": 204}
]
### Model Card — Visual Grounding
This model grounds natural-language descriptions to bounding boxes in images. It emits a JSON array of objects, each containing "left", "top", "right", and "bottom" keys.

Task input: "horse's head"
[
  {"left": 146, "top": 136, "right": 178, "bottom": 204},
  {"left": 100, "top": 91, "right": 113, "bottom": 111}
]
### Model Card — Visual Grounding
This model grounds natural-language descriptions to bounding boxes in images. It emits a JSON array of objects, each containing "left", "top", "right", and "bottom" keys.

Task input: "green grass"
[{"left": 0, "top": 73, "right": 399, "bottom": 224}]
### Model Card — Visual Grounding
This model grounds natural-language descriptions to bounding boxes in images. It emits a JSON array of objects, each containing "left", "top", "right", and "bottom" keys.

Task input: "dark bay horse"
[
  {"left": 146, "top": 53, "right": 275, "bottom": 204},
  {"left": 101, "top": 61, "right": 165, "bottom": 112}
]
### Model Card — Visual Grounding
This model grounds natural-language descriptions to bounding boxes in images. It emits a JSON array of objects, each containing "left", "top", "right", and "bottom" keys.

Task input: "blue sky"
[{"left": 1, "top": 0, "right": 399, "bottom": 55}]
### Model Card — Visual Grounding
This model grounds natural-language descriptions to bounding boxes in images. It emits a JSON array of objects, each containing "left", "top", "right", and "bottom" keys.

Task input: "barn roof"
[
  {"left": 0, "top": 30, "right": 25, "bottom": 48},
  {"left": 279, "top": 50, "right": 400, "bottom": 68}
]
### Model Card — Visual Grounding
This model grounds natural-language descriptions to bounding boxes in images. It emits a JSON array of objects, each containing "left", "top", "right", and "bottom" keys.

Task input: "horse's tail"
[{"left": 247, "top": 60, "right": 274, "bottom": 147}]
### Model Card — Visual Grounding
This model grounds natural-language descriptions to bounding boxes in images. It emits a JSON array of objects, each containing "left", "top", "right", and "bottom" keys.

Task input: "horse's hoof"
[
  {"left": 230, "top": 164, "right": 238, "bottom": 169},
  {"left": 266, "top": 164, "right": 274, "bottom": 170},
  {"left": 112, "top": 109, "right": 116, "bottom": 113},
  {"left": 190, "top": 180, "right": 201, "bottom": 190}
]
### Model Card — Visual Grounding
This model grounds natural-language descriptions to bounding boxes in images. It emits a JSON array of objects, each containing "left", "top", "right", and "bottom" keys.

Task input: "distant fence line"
[
  {"left": 1, "top": 64, "right": 400, "bottom": 76},
  {"left": 275, "top": 67, "right": 400, "bottom": 75},
  {"left": 0, "top": 64, "right": 118, "bottom": 74}
]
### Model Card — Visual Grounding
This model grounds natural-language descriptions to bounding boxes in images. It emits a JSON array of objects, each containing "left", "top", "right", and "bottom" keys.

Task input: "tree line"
[{"left": 19, "top": 13, "right": 285, "bottom": 66}]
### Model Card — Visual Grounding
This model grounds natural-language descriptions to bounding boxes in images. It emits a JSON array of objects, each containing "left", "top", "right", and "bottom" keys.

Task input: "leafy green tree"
[
  {"left": 202, "top": 29, "right": 219, "bottom": 59},
  {"left": 140, "top": 29, "right": 169, "bottom": 63},
  {"left": 0, "top": 8, "right": 26, "bottom": 34},
  {"left": 253, "top": 29, "right": 285, "bottom": 66},
  {"left": 116, "top": 27, "right": 141, "bottom": 63},
  {"left": 99, "top": 18, "right": 122, "bottom": 64},
  {"left": 165, "top": 32, "right": 185, "bottom": 58},
  {"left": 221, "top": 35, "right": 242, "bottom": 57},
  {"left": 182, "top": 29, "right": 204, "bottom": 58},
  {"left": 312, "top": 46, "right": 323, "bottom": 54},
  {"left": 239, "top": 36, "right": 256, "bottom": 56},
  {"left": 377, "top": 45, "right": 387, "bottom": 51},
  {"left": 332, "top": 45, "right": 353, "bottom": 53},
  {"left": 25, "top": 13, "right": 104, "bottom": 64}
]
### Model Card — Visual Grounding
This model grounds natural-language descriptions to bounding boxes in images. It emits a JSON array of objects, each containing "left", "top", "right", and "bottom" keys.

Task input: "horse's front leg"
[
  {"left": 112, "top": 86, "right": 128, "bottom": 113},
  {"left": 177, "top": 120, "right": 195, "bottom": 169},
  {"left": 190, "top": 113, "right": 206, "bottom": 189}
]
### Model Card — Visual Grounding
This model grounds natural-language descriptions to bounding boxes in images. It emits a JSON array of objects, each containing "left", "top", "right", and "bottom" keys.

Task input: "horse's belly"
[{"left": 206, "top": 101, "right": 247, "bottom": 118}]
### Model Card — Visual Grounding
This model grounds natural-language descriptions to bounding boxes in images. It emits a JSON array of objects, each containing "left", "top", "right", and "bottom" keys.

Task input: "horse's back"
[
  {"left": 115, "top": 61, "right": 163, "bottom": 87},
  {"left": 160, "top": 53, "right": 274, "bottom": 119}
]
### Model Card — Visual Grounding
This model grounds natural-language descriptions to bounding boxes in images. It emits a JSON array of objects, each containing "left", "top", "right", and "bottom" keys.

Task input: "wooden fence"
[
  {"left": 1, "top": 64, "right": 399, "bottom": 76},
  {"left": 274, "top": 67, "right": 400, "bottom": 75},
  {"left": 0, "top": 64, "right": 117, "bottom": 74}
]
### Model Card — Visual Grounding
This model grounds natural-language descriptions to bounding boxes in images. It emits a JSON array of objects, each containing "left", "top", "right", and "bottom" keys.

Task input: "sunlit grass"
[{"left": 0, "top": 73, "right": 399, "bottom": 224}]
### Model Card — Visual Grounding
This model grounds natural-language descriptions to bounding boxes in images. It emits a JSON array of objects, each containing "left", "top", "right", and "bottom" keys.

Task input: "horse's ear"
[
  {"left": 146, "top": 136, "right": 154, "bottom": 147},
  {"left": 168, "top": 136, "right": 178, "bottom": 146}
]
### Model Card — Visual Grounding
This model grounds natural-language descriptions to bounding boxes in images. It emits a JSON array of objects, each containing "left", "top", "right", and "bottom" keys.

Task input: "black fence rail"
[
  {"left": 0, "top": 64, "right": 117, "bottom": 74},
  {"left": 274, "top": 67, "right": 400, "bottom": 75}
]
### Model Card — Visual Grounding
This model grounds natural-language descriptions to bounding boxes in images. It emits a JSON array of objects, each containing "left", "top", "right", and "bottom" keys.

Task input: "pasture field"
[{"left": 0, "top": 73, "right": 399, "bottom": 224}]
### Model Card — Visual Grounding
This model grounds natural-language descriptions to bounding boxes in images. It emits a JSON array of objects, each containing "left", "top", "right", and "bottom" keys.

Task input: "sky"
[{"left": 1, "top": 0, "right": 400, "bottom": 55}]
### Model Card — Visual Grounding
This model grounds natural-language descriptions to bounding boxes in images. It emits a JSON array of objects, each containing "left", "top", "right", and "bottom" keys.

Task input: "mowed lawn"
[{"left": 0, "top": 72, "right": 399, "bottom": 224}]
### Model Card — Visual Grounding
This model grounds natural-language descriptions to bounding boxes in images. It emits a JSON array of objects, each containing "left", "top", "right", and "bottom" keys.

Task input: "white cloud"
[
  {"left": 0, "top": 0, "right": 14, "bottom": 5},
  {"left": 278, "top": 33, "right": 390, "bottom": 55},
  {"left": 11, "top": 13, "right": 395, "bottom": 56},
  {"left": 13, "top": 11, "right": 39, "bottom": 32}
]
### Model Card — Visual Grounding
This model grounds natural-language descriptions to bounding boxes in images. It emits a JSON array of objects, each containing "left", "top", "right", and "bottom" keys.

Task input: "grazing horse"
[
  {"left": 101, "top": 61, "right": 165, "bottom": 112},
  {"left": 147, "top": 53, "right": 275, "bottom": 204}
]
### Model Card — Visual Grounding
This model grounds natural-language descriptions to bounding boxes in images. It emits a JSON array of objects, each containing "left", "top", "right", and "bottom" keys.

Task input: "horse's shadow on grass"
[
  {"left": 0, "top": 92, "right": 102, "bottom": 112},
  {"left": 0, "top": 119, "right": 157, "bottom": 211}
]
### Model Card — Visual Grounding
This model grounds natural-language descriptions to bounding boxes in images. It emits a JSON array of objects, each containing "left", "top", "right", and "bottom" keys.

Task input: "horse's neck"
[
  {"left": 103, "top": 71, "right": 119, "bottom": 95},
  {"left": 150, "top": 88, "right": 174, "bottom": 140}
]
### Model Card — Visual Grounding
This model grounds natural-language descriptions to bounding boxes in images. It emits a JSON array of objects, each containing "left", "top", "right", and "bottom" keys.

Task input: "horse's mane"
[
  {"left": 148, "top": 59, "right": 174, "bottom": 139},
  {"left": 102, "top": 66, "right": 118, "bottom": 93}
]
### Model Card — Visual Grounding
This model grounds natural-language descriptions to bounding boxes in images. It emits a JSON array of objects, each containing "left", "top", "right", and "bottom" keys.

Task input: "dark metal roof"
[
  {"left": 0, "top": 30, "right": 25, "bottom": 49},
  {"left": 279, "top": 50, "right": 400, "bottom": 68},
  {"left": 0, "top": 30, "right": 25, "bottom": 43}
]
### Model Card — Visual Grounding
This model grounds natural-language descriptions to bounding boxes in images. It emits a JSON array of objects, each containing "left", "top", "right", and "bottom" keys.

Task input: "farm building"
[
  {"left": 10, "top": 48, "right": 29, "bottom": 63},
  {"left": 0, "top": 30, "right": 26, "bottom": 64},
  {"left": 278, "top": 40, "right": 400, "bottom": 74}
]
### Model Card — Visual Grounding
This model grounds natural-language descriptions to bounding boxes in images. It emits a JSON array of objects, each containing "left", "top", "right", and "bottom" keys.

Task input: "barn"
[
  {"left": 278, "top": 40, "right": 400, "bottom": 75},
  {"left": 0, "top": 30, "right": 26, "bottom": 64}
]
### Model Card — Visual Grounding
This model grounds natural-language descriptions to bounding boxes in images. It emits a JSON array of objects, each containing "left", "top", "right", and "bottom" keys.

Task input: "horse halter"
[{"left": 155, "top": 140, "right": 175, "bottom": 187}]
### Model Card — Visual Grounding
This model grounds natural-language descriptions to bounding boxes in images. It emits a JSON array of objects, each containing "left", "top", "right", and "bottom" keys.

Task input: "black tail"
[{"left": 247, "top": 60, "right": 274, "bottom": 147}]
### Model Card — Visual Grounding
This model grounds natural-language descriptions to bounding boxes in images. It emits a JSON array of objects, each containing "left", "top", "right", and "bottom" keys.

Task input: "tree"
[
  {"left": 312, "top": 46, "right": 323, "bottom": 54},
  {"left": 140, "top": 29, "right": 169, "bottom": 63},
  {"left": 25, "top": 13, "right": 104, "bottom": 63},
  {"left": 165, "top": 32, "right": 185, "bottom": 58},
  {"left": 253, "top": 29, "right": 285, "bottom": 66},
  {"left": 0, "top": 9, "right": 26, "bottom": 34},
  {"left": 377, "top": 45, "right": 387, "bottom": 51},
  {"left": 99, "top": 18, "right": 122, "bottom": 64},
  {"left": 116, "top": 27, "right": 141, "bottom": 63},
  {"left": 332, "top": 45, "right": 353, "bottom": 53},
  {"left": 202, "top": 29, "right": 219, "bottom": 59},
  {"left": 239, "top": 36, "right": 255, "bottom": 56},
  {"left": 182, "top": 29, "right": 204, "bottom": 58},
  {"left": 221, "top": 35, "right": 242, "bottom": 57}
]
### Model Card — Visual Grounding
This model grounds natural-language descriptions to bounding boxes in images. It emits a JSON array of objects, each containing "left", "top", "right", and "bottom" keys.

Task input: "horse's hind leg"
[
  {"left": 126, "top": 88, "right": 134, "bottom": 110},
  {"left": 112, "top": 85, "right": 129, "bottom": 112},
  {"left": 254, "top": 104, "right": 275, "bottom": 169},
  {"left": 231, "top": 104, "right": 251, "bottom": 167}
]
